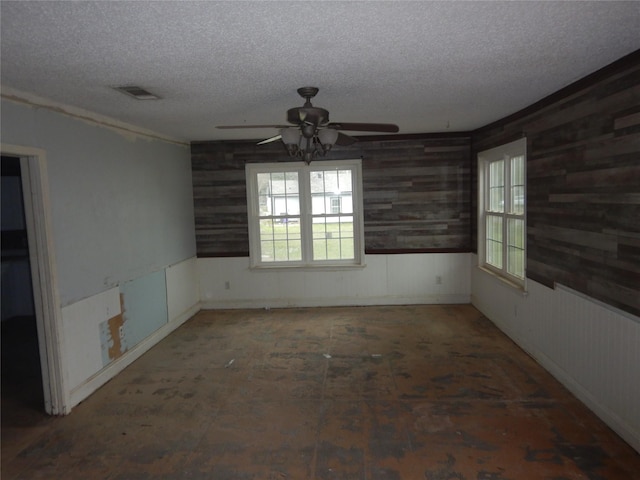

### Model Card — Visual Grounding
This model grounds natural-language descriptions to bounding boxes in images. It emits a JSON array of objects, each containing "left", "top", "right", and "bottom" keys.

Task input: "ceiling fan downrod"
[{"left": 297, "top": 86, "right": 319, "bottom": 103}]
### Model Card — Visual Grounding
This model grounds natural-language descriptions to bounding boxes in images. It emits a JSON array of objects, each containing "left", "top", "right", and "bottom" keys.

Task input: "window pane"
[
  {"left": 313, "top": 240, "right": 327, "bottom": 260},
  {"left": 510, "top": 155, "right": 524, "bottom": 185},
  {"left": 287, "top": 237, "right": 302, "bottom": 261},
  {"left": 257, "top": 171, "right": 300, "bottom": 218},
  {"left": 326, "top": 238, "right": 341, "bottom": 260},
  {"left": 312, "top": 216, "right": 354, "bottom": 260},
  {"left": 510, "top": 155, "right": 525, "bottom": 215},
  {"left": 507, "top": 246, "right": 524, "bottom": 279},
  {"left": 310, "top": 170, "right": 325, "bottom": 194},
  {"left": 486, "top": 215, "right": 503, "bottom": 268},
  {"left": 340, "top": 238, "right": 354, "bottom": 259},
  {"left": 259, "top": 217, "right": 301, "bottom": 262},
  {"left": 257, "top": 173, "right": 271, "bottom": 216},
  {"left": 489, "top": 187, "right": 504, "bottom": 212},
  {"left": 312, "top": 219, "right": 327, "bottom": 260},
  {"left": 341, "top": 218, "right": 354, "bottom": 236},
  {"left": 310, "top": 169, "right": 353, "bottom": 215},
  {"left": 490, "top": 160, "right": 504, "bottom": 187},
  {"left": 510, "top": 186, "right": 525, "bottom": 215},
  {"left": 507, "top": 218, "right": 525, "bottom": 278},
  {"left": 489, "top": 159, "right": 504, "bottom": 212},
  {"left": 259, "top": 218, "right": 275, "bottom": 262}
]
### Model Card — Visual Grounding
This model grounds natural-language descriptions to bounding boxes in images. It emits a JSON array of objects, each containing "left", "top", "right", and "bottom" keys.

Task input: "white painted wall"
[
  {"left": 470, "top": 255, "right": 640, "bottom": 452},
  {"left": 1, "top": 92, "right": 199, "bottom": 412},
  {"left": 199, "top": 253, "right": 471, "bottom": 309},
  {"left": 1, "top": 94, "right": 196, "bottom": 307}
]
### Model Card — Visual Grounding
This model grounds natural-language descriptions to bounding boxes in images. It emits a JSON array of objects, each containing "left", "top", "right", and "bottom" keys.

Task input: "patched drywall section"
[
  {"left": 99, "top": 294, "right": 126, "bottom": 366},
  {"left": 62, "top": 257, "right": 198, "bottom": 402},
  {"left": 62, "top": 287, "right": 121, "bottom": 391},
  {"left": 98, "top": 272, "right": 168, "bottom": 367},
  {"left": 120, "top": 270, "right": 168, "bottom": 348}
]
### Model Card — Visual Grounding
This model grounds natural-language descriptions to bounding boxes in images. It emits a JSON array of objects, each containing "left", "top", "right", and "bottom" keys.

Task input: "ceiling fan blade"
[
  {"left": 327, "top": 122, "right": 399, "bottom": 133},
  {"left": 335, "top": 132, "right": 358, "bottom": 146},
  {"left": 216, "top": 125, "right": 290, "bottom": 129},
  {"left": 256, "top": 135, "right": 282, "bottom": 145}
]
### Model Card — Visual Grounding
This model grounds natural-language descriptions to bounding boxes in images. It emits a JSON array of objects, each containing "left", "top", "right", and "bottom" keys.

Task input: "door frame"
[{"left": 1, "top": 144, "right": 68, "bottom": 414}]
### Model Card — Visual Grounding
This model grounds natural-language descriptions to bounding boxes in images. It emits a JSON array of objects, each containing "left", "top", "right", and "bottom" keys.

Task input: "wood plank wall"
[
  {"left": 191, "top": 134, "right": 471, "bottom": 257},
  {"left": 472, "top": 51, "right": 640, "bottom": 317}
]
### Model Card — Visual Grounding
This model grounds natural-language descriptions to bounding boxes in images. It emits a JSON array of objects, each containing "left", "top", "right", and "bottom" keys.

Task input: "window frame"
[
  {"left": 246, "top": 159, "right": 365, "bottom": 269},
  {"left": 478, "top": 138, "right": 527, "bottom": 289}
]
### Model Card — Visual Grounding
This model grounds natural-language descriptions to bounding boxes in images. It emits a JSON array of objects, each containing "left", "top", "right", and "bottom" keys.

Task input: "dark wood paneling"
[
  {"left": 472, "top": 51, "right": 640, "bottom": 317},
  {"left": 191, "top": 135, "right": 471, "bottom": 257},
  {"left": 191, "top": 51, "right": 639, "bottom": 316},
  {"left": 360, "top": 137, "right": 471, "bottom": 251}
]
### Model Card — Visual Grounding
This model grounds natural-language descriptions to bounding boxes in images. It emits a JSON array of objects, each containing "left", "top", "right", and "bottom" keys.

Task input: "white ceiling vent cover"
[{"left": 113, "top": 85, "right": 160, "bottom": 100}]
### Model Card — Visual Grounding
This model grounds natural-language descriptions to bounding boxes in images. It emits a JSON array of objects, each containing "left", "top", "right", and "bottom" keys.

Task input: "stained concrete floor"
[{"left": 2, "top": 305, "right": 639, "bottom": 479}]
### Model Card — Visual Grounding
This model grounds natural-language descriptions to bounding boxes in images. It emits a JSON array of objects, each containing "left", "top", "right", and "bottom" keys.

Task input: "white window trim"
[
  {"left": 478, "top": 138, "right": 527, "bottom": 290},
  {"left": 246, "top": 159, "right": 365, "bottom": 269}
]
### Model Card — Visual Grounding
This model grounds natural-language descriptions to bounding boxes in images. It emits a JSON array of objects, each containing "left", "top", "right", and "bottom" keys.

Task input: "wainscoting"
[
  {"left": 198, "top": 253, "right": 471, "bottom": 309},
  {"left": 60, "top": 256, "right": 200, "bottom": 410},
  {"left": 471, "top": 256, "right": 640, "bottom": 452}
]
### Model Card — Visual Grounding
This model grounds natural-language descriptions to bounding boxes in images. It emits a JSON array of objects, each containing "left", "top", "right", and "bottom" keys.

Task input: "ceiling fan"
[{"left": 216, "top": 87, "right": 399, "bottom": 163}]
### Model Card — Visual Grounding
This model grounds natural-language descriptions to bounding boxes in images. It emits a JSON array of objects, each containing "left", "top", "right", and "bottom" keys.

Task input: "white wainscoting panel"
[
  {"left": 198, "top": 253, "right": 471, "bottom": 309},
  {"left": 166, "top": 256, "right": 200, "bottom": 323}
]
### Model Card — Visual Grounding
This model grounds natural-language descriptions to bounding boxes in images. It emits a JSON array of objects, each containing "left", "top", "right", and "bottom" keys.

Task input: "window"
[
  {"left": 478, "top": 138, "right": 526, "bottom": 287},
  {"left": 246, "top": 159, "right": 364, "bottom": 268}
]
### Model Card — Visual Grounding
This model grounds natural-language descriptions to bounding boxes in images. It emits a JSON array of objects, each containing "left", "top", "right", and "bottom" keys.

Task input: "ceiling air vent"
[{"left": 113, "top": 85, "right": 160, "bottom": 100}]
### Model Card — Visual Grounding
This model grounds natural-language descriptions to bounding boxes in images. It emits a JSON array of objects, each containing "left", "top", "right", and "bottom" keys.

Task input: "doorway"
[
  {"left": 0, "top": 146, "right": 65, "bottom": 419},
  {"left": 1, "top": 155, "right": 46, "bottom": 423}
]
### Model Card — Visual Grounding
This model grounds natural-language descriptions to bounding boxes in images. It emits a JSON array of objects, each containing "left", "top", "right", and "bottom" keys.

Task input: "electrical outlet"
[
  {"left": 225, "top": 281, "right": 230, "bottom": 290},
  {"left": 435, "top": 275, "right": 442, "bottom": 285}
]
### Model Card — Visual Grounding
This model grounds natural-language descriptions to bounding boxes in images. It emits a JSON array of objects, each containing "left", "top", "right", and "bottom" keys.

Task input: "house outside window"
[
  {"left": 246, "top": 159, "right": 364, "bottom": 268},
  {"left": 330, "top": 197, "right": 341, "bottom": 214},
  {"left": 478, "top": 138, "right": 526, "bottom": 287}
]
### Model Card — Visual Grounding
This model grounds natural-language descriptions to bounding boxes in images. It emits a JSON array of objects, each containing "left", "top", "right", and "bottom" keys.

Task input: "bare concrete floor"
[{"left": 2, "top": 305, "right": 639, "bottom": 479}]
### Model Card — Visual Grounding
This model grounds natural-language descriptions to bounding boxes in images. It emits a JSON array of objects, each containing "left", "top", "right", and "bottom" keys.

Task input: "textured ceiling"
[{"left": 1, "top": 1, "right": 639, "bottom": 142}]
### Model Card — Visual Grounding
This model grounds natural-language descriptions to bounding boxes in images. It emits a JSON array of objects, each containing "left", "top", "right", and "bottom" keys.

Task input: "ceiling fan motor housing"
[{"left": 287, "top": 107, "right": 330, "bottom": 130}]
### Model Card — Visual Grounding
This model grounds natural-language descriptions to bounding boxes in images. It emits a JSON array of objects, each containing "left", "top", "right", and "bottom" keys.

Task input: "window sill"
[
  {"left": 477, "top": 265, "right": 528, "bottom": 296},
  {"left": 250, "top": 262, "right": 367, "bottom": 272}
]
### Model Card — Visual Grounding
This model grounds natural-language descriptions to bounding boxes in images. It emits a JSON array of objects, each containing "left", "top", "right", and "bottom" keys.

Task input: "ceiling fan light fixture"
[
  {"left": 318, "top": 128, "right": 339, "bottom": 148},
  {"left": 280, "top": 127, "right": 300, "bottom": 145},
  {"left": 279, "top": 124, "right": 340, "bottom": 163}
]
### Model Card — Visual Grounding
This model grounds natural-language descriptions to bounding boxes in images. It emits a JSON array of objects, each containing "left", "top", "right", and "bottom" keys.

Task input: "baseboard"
[
  {"left": 67, "top": 302, "right": 200, "bottom": 410},
  {"left": 201, "top": 294, "right": 470, "bottom": 310}
]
